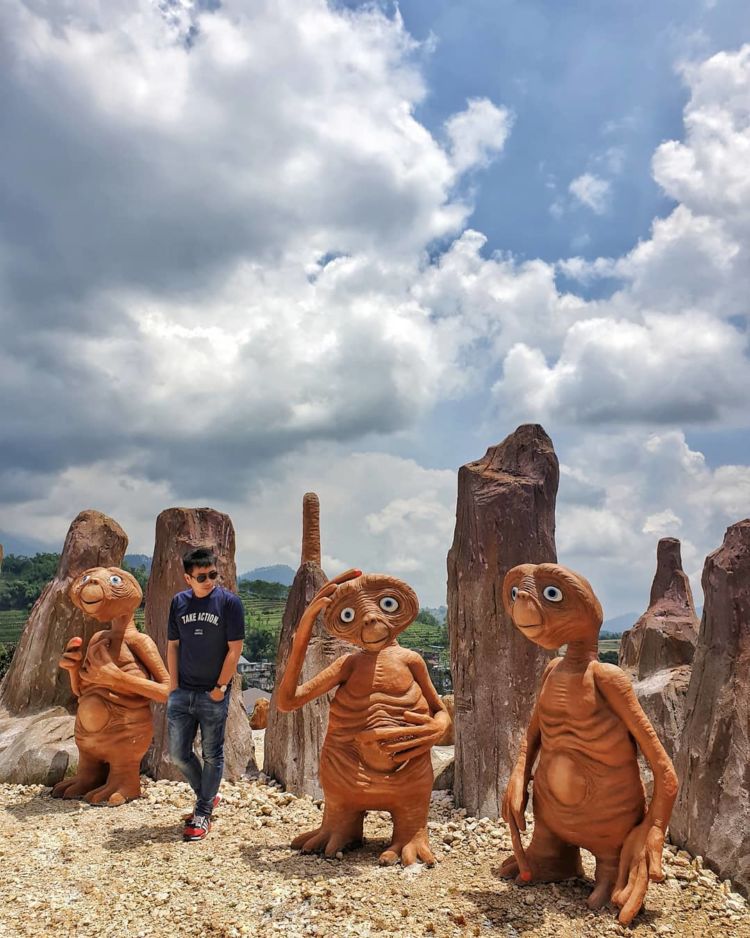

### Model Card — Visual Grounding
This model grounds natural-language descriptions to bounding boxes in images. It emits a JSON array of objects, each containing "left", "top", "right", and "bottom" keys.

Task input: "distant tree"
[
  {"left": 238, "top": 579, "right": 290, "bottom": 602},
  {"left": 0, "top": 643, "right": 16, "bottom": 679},
  {"left": 244, "top": 629, "right": 277, "bottom": 662},
  {"left": 0, "top": 552, "right": 60, "bottom": 611},
  {"left": 599, "top": 650, "right": 620, "bottom": 665},
  {"left": 121, "top": 560, "right": 148, "bottom": 605}
]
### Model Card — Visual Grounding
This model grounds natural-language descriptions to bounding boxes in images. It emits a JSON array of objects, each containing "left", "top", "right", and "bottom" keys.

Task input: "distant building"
[{"left": 237, "top": 655, "right": 253, "bottom": 675}]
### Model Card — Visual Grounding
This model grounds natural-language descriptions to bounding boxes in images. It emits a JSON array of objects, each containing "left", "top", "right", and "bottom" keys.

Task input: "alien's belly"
[
  {"left": 543, "top": 752, "right": 590, "bottom": 806},
  {"left": 78, "top": 694, "right": 112, "bottom": 733},
  {"left": 328, "top": 680, "right": 429, "bottom": 774}
]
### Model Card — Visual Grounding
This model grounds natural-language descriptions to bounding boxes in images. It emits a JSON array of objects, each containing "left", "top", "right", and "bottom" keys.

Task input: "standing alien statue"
[
  {"left": 52, "top": 566, "right": 170, "bottom": 805},
  {"left": 500, "top": 563, "right": 678, "bottom": 926},
  {"left": 277, "top": 569, "right": 450, "bottom": 865}
]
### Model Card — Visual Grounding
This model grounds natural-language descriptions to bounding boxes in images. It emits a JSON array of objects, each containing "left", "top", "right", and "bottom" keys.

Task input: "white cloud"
[
  {"left": 569, "top": 173, "right": 612, "bottom": 214},
  {"left": 445, "top": 97, "right": 513, "bottom": 173}
]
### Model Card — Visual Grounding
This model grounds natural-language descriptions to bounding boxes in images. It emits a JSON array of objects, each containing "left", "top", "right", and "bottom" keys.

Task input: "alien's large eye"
[
  {"left": 109, "top": 575, "right": 123, "bottom": 586},
  {"left": 80, "top": 575, "right": 90, "bottom": 584},
  {"left": 510, "top": 586, "right": 519, "bottom": 601},
  {"left": 542, "top": 585, "right": 563, "bottom": 603},
  {"left": 379, "top": 596, "right": 399, "bottom": 613},
  {"left": 339, "top": 607, "right": 356, "bottom": 625}
]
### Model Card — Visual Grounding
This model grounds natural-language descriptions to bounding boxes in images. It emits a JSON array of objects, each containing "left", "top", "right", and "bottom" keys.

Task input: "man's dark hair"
[{"left": 183, "top": 547, "right": 218, "bottom": 575}]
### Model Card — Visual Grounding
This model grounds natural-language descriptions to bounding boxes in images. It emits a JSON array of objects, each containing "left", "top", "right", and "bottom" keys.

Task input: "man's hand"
[{"left": 208, "top": 687, "right": 226, "bottom": 702}]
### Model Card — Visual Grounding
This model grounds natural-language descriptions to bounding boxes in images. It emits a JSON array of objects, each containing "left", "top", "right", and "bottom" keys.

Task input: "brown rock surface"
[
  {"left": 619, "top": 538, "right": 698, "bottom": 679},
  {"left": 671, "top": 519, "right": 750, "bottom": 898},
  {"left": 264, "top": 494, "right": 350, "bottom": 798},
  {"left": 0, "top": 510, "right": 128, "bottom": 714},
  {"left": 249, "top": 697, "right": 269, "bottom": 730},
  {"left": 438, "top": 693, "right": 455, "bottom": 745},
  {"left": 447, "top": 424, "right": 558, "bottom": 818},
  {"left": 142, "top": 507, "right": 255, "bottom": 781},
  {"left": 619, "top": 539, "right": 699, "bottom": 762}
]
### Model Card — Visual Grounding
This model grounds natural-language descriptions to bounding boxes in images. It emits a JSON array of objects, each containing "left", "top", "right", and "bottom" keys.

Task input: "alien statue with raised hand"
[
  {"left": 277, "top": 569, "right": 450, "bottom": 865},
  {"left": 52, "top": 567, "right": 170, "bottom": 805},
  {"left": 500, "top": 563, "right": 678, "bottom": 926}
]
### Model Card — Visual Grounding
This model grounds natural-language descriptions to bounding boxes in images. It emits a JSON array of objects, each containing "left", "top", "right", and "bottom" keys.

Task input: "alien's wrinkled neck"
[{"left": 562, "top": 636, "right": 599, "bottom": 669}]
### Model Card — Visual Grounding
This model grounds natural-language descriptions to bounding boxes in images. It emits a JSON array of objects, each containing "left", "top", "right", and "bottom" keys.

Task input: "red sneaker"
[
  {"left": 181, "top": 794, "right": 221, "bottom": 822},
  {"left": 183, "top": 814, "right": 212, "bottom": 842}
]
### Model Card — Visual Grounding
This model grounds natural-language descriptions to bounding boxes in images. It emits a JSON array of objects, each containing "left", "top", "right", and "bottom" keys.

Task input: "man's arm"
[
  {"left": 208, "top": 639, "right": 243, "bottom": 700},
  {"left": 167, "top": 640, "right": 179, "bottom": 693}
]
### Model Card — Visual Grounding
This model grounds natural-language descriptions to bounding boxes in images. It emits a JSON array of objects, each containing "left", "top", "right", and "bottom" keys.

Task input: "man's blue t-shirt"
[{"left": 167, "top": 586, "right": 245, "bottom": 691}]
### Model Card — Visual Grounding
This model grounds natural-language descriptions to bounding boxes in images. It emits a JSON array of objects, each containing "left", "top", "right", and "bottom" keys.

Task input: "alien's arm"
[
  {"left": 407, "top": 655, "right": 450, "bottom": 731},
  {"left": 82, "top": 634, "right": 170, "bottom": 705},
  {"left": 275, "top": 653, "right": 352, "bottom": 712},
  {"left": 128, "top": 633, "right": 171, "bottom": 703},
  {"left": 502, "top": 656, "right": 561, "bottom": 830},
  {"left": 594, "top": 663, "right": 678, "bottom": 828}
]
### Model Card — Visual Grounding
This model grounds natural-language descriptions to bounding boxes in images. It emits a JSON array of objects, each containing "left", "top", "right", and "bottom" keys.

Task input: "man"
[{"left": 167, "top": 547, "right": 245, "bottom": 841}]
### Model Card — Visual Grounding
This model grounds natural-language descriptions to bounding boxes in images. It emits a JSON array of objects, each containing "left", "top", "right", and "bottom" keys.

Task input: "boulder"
[
  {"left": 0, "top": 708, "right": 77, "bottom": 785},
  {"left": 620, "top": 539, "right": 699, "bottom": 761},
  {"left": 447, "top": 424, "right": 558, "bottom": 818},
  {"left": 0, "top": 510, "right": 127, "bottom": 714},
  {"left": 142, "top": 507, "right": 256, "bottom": 781},
  {"left": 671, "top": 519, "right": 750, "bottom": 897},
  {"left": 264, "top": 494, "right": 351, "bottom": 798},
  {"left": 249, "top": 697, "right": 269, "bottom": 730},
  {"left": 431, "top": 745, "right": 454, "bottom": 791}
]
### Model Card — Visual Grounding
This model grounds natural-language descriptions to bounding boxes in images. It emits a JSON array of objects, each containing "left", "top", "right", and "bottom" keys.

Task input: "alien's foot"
[
  {"left": 84, "top": 775, "right": 141, "bottom": 806},
  {"left": 291, "top": 824, "right": 363, "bottom": 858},
  {"left": 379, "top": 829, "right": 435, "bottom": 867},
  {"left": 51, "top": 774, "right": 104, "bottom": 800}
]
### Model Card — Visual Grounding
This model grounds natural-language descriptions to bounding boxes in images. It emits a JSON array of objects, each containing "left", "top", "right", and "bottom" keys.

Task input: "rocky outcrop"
[
  {"left": 0, "top": 510, "right": 128, "bottom": 714},
  {"left": 620, "top": 539, "right": 699, "bottom": 761},
  {"left": 142, "top": 507, "right": 256, "bottom": 781},
  {"left": 0, "top": 708, "right": 77, "bottom": 785},
  {"left": 620, "top": 538, "right": 698, "bottom": 679},
  {"left": 447, "top": 424, "right": 558, "bottom": 818},
  {"left": 671, "top": 519, "right": 750, "bottom": 897},
  {"left": 264, "top": 494, "right": 351, "bottom": 798}
]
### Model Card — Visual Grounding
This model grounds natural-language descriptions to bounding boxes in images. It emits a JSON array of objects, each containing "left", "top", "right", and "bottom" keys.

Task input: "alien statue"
[
  {"left": 52, "top": 566, "right": 170, "bottom": 805},
  {"left": 500, "top": 563, "right": 678, "bottom": 926},
  {"left": 277, "top": 569, "right": 450, "bottom": 865}
]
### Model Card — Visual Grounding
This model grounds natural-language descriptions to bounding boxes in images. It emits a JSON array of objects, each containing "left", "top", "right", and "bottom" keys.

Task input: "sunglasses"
[{"left": 191, "top": 570, "right": 219, "bottom": 583}]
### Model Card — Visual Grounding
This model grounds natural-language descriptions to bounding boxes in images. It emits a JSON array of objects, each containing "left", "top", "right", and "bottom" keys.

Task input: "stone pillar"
[
  {"left": 264, "top": 493, "right": 350, "bottom": 797},
  {"left": 0, "top": 510, "right": 127, "bottom": 714},
  {"left": 620, "top": 538, "right": 699, "bottom": 762},
  {"left": 143, "top": 507, "right": 255, "bottom": 780},
  {"left": 671, "top": 519, "right": 750, "bottom": 897},
  {"left": 447, "top": 424, "right": 558, "bottom": 818}
]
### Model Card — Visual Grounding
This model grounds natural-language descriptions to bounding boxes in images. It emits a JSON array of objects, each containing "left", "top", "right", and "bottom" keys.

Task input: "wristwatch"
[{"left": 215, "top": 683, "right": 228, "bottom": 694}]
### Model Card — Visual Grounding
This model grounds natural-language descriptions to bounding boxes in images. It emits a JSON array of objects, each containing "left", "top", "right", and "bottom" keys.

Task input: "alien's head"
[
  {"left": 322, "top": 573, "right": 419, "bottom": 653},
  {"left": 69, "top": 566, "right": 142, "bottom": 624},
  {"left": 502, "top": 562, "right": 602, "bottom": 650}
]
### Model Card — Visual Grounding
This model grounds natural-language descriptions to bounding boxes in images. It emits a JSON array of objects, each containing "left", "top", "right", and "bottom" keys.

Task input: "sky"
[{"left": 1, "top": 0, "right": 749, "bottom": 618}]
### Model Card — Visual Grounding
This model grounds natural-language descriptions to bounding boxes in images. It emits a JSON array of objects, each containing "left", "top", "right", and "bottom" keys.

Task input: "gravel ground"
[{"left": 0, "top": 778, "right": 748, "bottom": 938}]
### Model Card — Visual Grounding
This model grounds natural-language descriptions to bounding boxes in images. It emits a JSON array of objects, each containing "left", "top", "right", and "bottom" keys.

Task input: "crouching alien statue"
[
  {"left": 52, "top": 567, "right": 170, "bottom": 805},
  {"left": 277, "top": 569, "right": 451, "bottom": 866},
  {"left": 500, "top": 562, "right": 678, "bottom": 926}
]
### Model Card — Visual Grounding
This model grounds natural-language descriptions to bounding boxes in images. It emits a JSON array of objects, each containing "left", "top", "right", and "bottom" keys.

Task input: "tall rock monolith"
[
  {"left": 142, "top": 507, "right": 256, "bottom": 781},
  {"left": 447, "top": 424, "right": 558, "bottom": 818},
  {"left": 620, "top": 539, "right": 699, "bottom": 762},
  {"left": 620, "top": 538, "right": 698, "bottom": 679},
  {"left": 264, "top": 493, "right": 351, "bottom": 798},
  {"left": 670, "top": 519, "right": 750, "bottom": 897},
  {"left": 0, "top": 510, "right": 128, "bottom": 714}
]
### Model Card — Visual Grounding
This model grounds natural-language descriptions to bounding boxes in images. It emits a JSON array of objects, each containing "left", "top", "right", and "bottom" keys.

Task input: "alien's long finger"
[
  {"left": 326, "top": 568, "right": 362, "bottom": 588},
  {"left": 391, "top": 744, "right": 432, "bottom": 763},
  {"left": 617, "top": 859, "right": 649, "bottom": 926},
  {"left": 647, "top": 841, "right": 664, "bottom": 881},
  {"left": 402, "top": 711, "right": 431, "bottom": 724}
]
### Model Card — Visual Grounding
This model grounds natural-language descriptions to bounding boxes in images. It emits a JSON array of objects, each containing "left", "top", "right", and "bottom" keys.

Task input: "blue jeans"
[{"left": 167, "top": 688, "right": 230, "bottom": 817}]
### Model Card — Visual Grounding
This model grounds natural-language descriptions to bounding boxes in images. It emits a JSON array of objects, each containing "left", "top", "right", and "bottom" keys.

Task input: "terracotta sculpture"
[
  {"left": 52, "top": 566, "right": 170, "bottom": 805},
  {"left": 277, "top": 569, "right": 450, "bottom": 865},
  {"left": 500, "top": 563, "right": 677, "bottom": 926}
]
